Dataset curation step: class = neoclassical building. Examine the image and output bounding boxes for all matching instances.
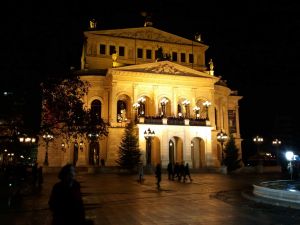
[37,25,243,170]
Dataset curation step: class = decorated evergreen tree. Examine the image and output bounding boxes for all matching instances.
[116,121,141,170]
[223,134,242,172]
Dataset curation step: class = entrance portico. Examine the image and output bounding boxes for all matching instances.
[138,124,213,168]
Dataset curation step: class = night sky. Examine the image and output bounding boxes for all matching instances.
[1,1,300,154]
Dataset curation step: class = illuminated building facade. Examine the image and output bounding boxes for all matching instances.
[37,25,243,169]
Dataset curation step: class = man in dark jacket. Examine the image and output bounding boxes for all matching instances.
[48,164,85,225]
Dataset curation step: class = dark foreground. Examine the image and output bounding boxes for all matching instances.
[1,170,299,225]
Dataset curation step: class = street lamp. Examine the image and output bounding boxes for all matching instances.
[133,102,140,123]
[19,136,36,143]
[202,100,211,120]
[182,99,190,118]
[217,130,228,165]
[61,142,66,152]
[138,97,146,116]
[272,138,282,164]
[79,141,84,151]
[42,133,54,166]
[253,135,263,155]
[285,151,294,180]
[144,128,155,166]
[160,97,169,117]
[193,106,200,119]
[19,134,37,164]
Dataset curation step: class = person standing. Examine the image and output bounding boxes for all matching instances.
[155,163,162,189]
[48,164,86,225]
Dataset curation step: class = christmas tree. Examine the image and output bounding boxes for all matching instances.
[223,134,242,172]
[116,121,141,170]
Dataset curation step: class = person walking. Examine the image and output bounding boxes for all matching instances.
[184,163,193,182]
[174,162,180,181]
[155,163,162,190]
[48,164,86,225]
[137,162,144,183]
[167,162,174,180]
[179,161,185,182]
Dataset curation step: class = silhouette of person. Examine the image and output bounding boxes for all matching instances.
[167,162,174,180]
[48,164,85,225]
[183,163,193,182]
[179,162,185,182]
[100,158,105,167]
[137,162,144,183]
[174,162,180,181]
[155,163,162,189]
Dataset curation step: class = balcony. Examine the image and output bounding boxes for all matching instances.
[139,116,208,126]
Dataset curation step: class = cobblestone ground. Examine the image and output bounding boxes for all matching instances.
[1,171,300,225]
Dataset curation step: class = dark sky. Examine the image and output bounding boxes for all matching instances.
[1,1,300,151]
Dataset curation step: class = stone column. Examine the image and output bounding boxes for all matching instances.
[110,81,117,124]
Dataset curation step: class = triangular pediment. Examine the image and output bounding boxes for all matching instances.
[113,61,217,79]
[86,27,207,47]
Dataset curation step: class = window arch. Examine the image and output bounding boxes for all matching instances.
[117,100,127,122]
[91,100,102,119]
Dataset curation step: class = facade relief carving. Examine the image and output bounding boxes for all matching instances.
[106,30,192,45]
[145,63,182,75]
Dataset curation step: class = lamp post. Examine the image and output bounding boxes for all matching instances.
[217,130,228,165]
[202,101,211,120]
[137,97,146,116]
[253,135,263,167]
[19,136,36,144]
[285,151,294,180]
[61,142,66,152]
[133,102,140,123]
[79,141,84,151]
[253,135,263,155]
[272,138,282,164]
[144,128,155,166]
[182,99,190,118]
[160,97,168,117]
[87,132,100,165]
[19,135,37,164]
[193,106,200,119]
[42,133,54,166]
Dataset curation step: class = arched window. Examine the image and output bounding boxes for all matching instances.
[91,100,102,119]
[117,100,127,122]
[177,104,182,117]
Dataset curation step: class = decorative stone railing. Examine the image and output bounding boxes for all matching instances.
[138,116,208,126]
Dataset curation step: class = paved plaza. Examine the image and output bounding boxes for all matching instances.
[1,170,300,225]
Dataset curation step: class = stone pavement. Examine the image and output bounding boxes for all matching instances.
[1,170,300,225]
